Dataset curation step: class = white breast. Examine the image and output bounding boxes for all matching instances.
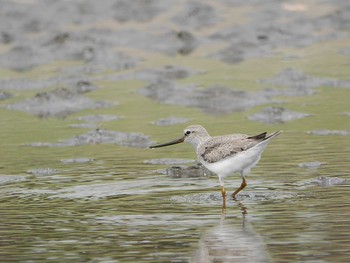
[199,142,268,177]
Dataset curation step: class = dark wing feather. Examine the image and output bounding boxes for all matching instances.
[247,132,267,140]
[199,134,266,163]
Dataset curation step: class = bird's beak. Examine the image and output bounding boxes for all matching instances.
[149,136,184,149]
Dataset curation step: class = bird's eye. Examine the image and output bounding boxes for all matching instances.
[185,130,191,135]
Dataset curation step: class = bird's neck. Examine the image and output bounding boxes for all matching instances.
[191,136,210,152]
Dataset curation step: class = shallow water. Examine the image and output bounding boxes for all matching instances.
[0,131,349,262]
[1,0,350,262]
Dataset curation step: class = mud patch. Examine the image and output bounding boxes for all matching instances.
[0,76,99,91]
[172,1,219,30]
[339,47,350,56]
[139,80,273,114]
[0,92,12,100]
[108,65,201,83]
[48,178,209,199]
[113,0,174,22]
[27,168,58,176]
[248,106,312,124]
[61,158,95,164]
[29,128,152,148]
[97,213,218,227]
[298,162,325,169]
[295,176,348,189]
[0,175,27,185]
[261,69,350,95]
[144,158,194,165]
[211,4,347,63]
[96,29,198,55]
[307,129,350,136]
[136,65,201,81]
[166,164,215,179]
[0,45,53,72]
[74,114,121,123]
[71,114,120,129]
[170,191,299,205]
[151,117,189,126]
[6,87,113,118]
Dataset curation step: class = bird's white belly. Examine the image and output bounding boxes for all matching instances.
[201,144,265,177]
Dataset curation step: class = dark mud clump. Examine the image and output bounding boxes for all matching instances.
[172,1,219,30]
[0,92,12,100]
[6,87,113,118]
[166,164,215,179]
[139,80,273,114]
[30,128,153,148]
[135,65,201,81]
[248,106,312,124]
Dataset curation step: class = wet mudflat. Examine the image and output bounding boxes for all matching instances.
[1,0,350,262]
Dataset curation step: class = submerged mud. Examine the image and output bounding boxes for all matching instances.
[27,168,58,176]
[151,117,190,126]
[0,175,27,185]
[166,164,215,179]
[248,106,312,124]
[261,69,350,95]
[29,128,152,148]
[0,91,12,100]
[307,129,350,136]
[6,86,113,118]
[139,80,274,114]
[295,176,348,189]
[210,2,349,63]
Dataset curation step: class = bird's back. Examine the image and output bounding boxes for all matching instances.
[198,131,281,163]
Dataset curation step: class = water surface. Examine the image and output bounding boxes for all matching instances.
[1,0,350,262]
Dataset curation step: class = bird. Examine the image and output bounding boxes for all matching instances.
[150,125,281,207]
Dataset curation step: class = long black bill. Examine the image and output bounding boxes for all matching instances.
[149,137,184,149]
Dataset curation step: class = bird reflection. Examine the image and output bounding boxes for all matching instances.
[222,199,248,215]
[190,201,269,263]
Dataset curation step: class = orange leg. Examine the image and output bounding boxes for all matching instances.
[221,185,227,208]
[231,176,247,199]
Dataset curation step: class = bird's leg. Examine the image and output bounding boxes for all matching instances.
[219,177,226,208]
[221,185,226,208]
[231,176,247,199]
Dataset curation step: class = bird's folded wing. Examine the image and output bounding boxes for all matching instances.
[199,135,260,163]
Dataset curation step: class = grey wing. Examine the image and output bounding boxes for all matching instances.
[199,135,256,163]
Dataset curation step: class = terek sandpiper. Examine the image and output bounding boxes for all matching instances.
[150,125,281,207]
